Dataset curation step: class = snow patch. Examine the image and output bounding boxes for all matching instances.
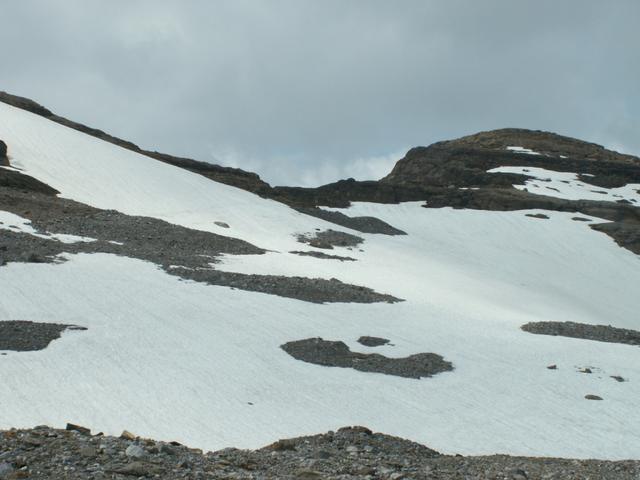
[488,166,640,204]
[506,146,543,156]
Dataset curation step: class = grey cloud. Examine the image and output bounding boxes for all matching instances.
[1,0,638,186]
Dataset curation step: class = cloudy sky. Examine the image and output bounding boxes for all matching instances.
[1,1,638,186]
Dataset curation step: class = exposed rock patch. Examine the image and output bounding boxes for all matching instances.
[1,425,639,479]
[296,207,406,235]
[297,229,364,250]
[357,336,390,347]
[585,394,603,401]
[589,221,640,255]
[0,321,86,352]
[521,321,640,347]
[281,338,452,379]
[0,188,398,304]
[525,213,549,219]
[289,251,357,261]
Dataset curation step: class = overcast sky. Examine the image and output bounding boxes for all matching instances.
[1,1,638,186]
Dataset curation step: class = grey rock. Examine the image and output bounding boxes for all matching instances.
[125,444,147,459]
[0,463,14,479]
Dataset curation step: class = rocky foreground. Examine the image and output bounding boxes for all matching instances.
[0,426,638,479]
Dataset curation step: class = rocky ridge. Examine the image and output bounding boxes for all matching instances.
[2,425,639,480]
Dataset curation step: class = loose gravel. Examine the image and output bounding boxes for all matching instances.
[1,425,639,479]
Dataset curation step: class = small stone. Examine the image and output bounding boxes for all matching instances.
[66,423,91,435]
[610,375,625,382]
[214,221,230,228]
[357,336,390,347]
[158,443,176,455]
[80,446,97,458]
[585,394,603,401]
[511,468,529,479]
[580,368,592,374]
[547,364,557,370]
[125,444,147,459]
[120,430,136,440]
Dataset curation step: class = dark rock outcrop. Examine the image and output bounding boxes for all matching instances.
[281,337,452,379]
[0,321,86,352]
[0,139,7,165]
[296,207,406,235]
[357,336,390,347]
[0,168,60,195]
[521,321,640,347]
[297,229,364,250]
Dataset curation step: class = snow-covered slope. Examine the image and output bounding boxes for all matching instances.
[489,165,640,204]
[1,102,640,459]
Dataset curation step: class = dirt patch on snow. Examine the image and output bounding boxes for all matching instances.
[289,250,357,261]
[357,336,390,347]
[297,229,364,250]
[521,321,640,347]
[296,207,406,235]
[281,337,452,379]
[0,321,86,352]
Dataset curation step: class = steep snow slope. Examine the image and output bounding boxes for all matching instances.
[1,103,640,459]
[0,102,332,252]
